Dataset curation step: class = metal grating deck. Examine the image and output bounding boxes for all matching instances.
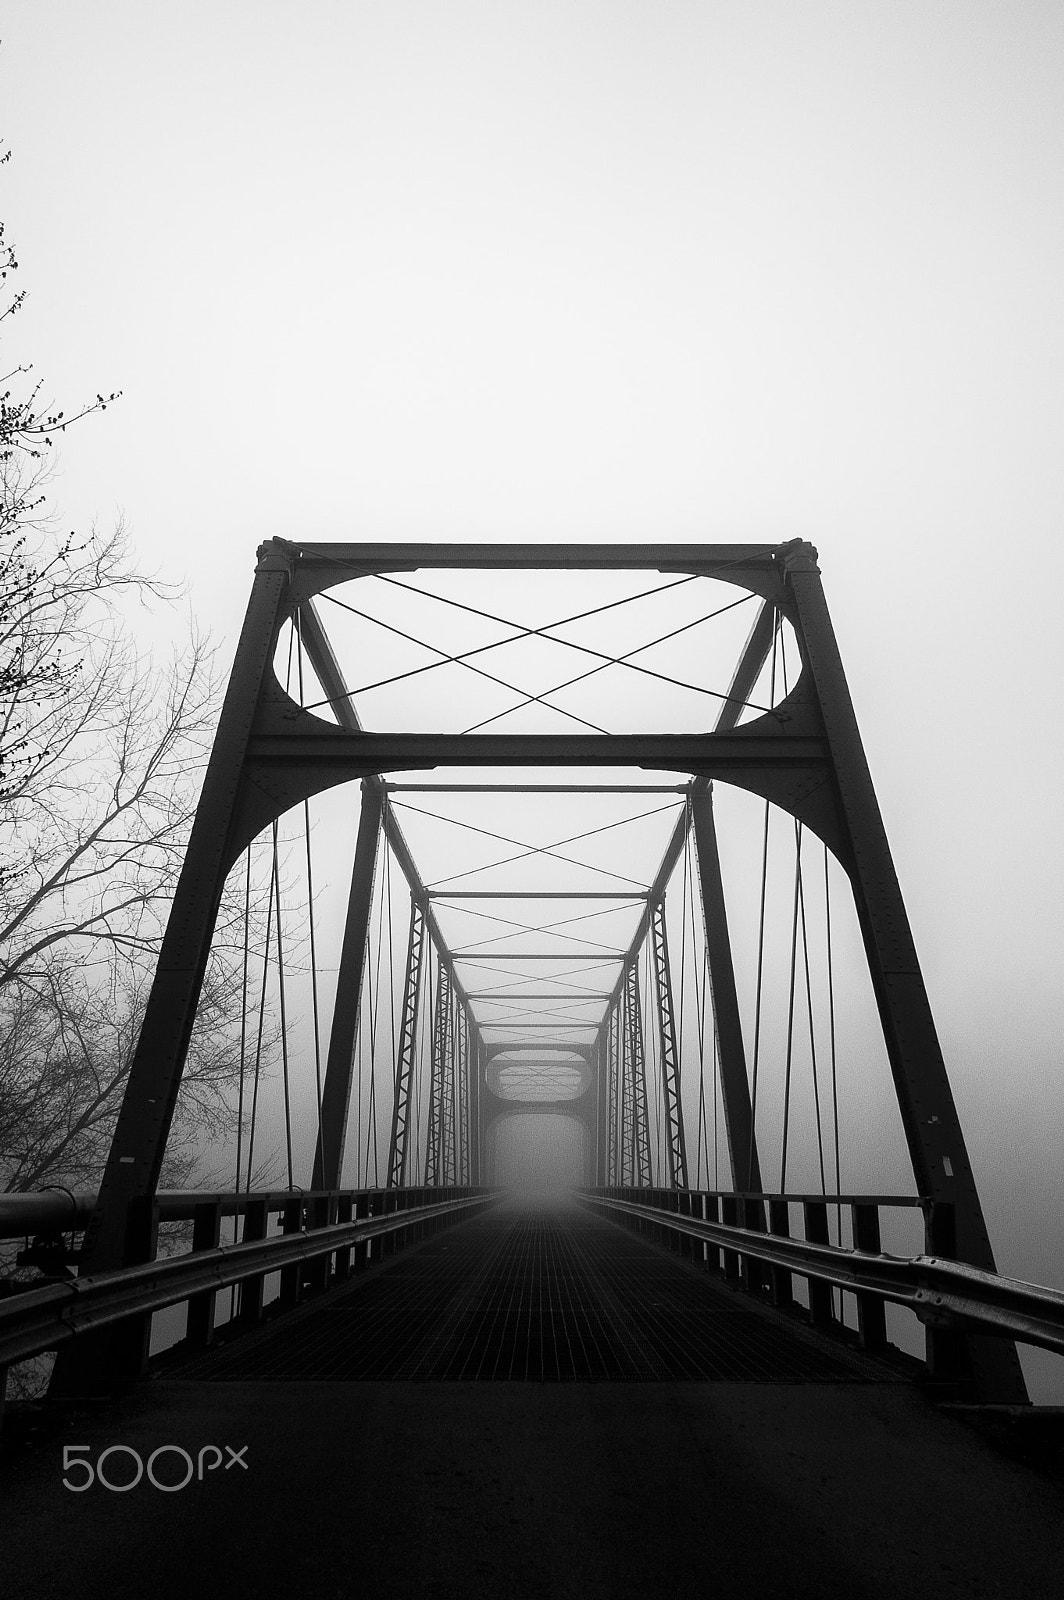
[169,1199,904,1383]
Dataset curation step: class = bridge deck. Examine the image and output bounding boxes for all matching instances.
[168,1196,897,1384]
[4,1200,1064,1599]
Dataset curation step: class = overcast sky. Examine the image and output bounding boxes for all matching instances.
[3,3,1063,1392]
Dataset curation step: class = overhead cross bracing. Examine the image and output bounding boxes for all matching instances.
[52,541,1032,1407]
[255,551,800,1200]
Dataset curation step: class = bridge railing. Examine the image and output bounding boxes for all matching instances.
[581,1187,1064,1371]
[0,1186,496,1389]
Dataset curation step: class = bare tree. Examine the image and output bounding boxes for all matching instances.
[0,621,251,1195]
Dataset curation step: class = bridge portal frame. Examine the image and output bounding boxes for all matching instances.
[64,539,1026,1403]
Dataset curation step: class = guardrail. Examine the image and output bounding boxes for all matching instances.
[0,1184,474,1238]
[0,1187,495,1385]
[580,1188,1064,1360]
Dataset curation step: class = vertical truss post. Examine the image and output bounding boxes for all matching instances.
[443,971,457,1185]
[426,954,452,1185]
[456,1013,464,1186]
[469,1028,483,1185]
[781,540,1028,1402]
[650,904,689,1189]
[625,964,653,1187]
[605,1003,620,1185]
[594,1028,608,1185]
[457,1004,470,1184]
[451,992,464,1184]
[690,789,763,1192]
[312,782,384,1189]
[620,985,634,1186]
[386,898,426,1188]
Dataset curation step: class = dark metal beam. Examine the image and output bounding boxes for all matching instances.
[623,965,652,1187]
[456,1012,471,1184]
[387,784,687,794]
[312,783,384,1188]
[386,900,426,1188]
[425,956,451,1185]
[606,1004,621,1185]
[429,892,648,900]
[691,790,763,1192]
[282,540,790,610]
[289,540,779,567]
[451,952,625,961]
[469,1031,483,1184]
[649,904,688,1188]
[245,728,826,775]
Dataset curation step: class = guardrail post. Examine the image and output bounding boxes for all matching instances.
[924,1200,970,1383]
[678,1192,697,1261]
[381,1190,399,1257]
[667,1190,682,1254]
[334,1194,353,1280]
[102,1195,160,1378]
[689,1193,707,1267]
[186,1201,223,1347]
[366,1191,384,1262]
[305,1195,335,1292]
[852,1203,887,1349]
[740,1196,767,1294]
[238,1199,269,1322]
[703,1194,722,1274]
[720,1196,741,1283]
[803,1201,834,1327]
[768,1199,793,1309]
[354,1192,370,1272]
[279,1196,305,1307]
[659,1189,672,1251]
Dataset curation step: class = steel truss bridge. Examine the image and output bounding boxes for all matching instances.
[3,541,1064,1597]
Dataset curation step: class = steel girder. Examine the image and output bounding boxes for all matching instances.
[425,956,453,1185]
[690,790,763,1193]
[312,782,383,1190]
[456,1010,470,1185]
[386,901,426,1188]
[623,965,653,1187]
[649,905,688,1190]
[606,1004,621,1186]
